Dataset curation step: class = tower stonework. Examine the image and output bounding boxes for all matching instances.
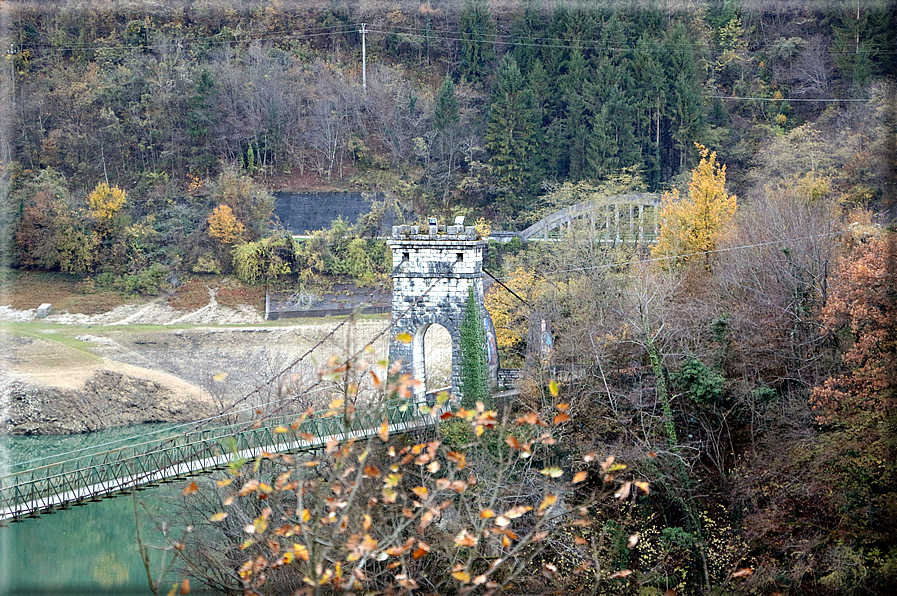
[388,222,494,400]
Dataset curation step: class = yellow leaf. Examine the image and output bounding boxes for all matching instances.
[212,372,228,382]
[548,380,559,397]
[452,570,471,583]
[274,426,289,433]
[292,543,310,561]
[412,486,429,499]
[479,509,495,519]
[209,512,228,522]
[634,481,650,494]
[540,467,563,478]
[395,332,413,344]
[216,478,232,487]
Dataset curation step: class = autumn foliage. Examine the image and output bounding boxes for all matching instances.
[652,144,737,267]
[86,182,127,220]
[207,204,246,246]
[811,232,896,418]
[171,357,648,595]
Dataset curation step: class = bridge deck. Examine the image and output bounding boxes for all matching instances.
[1,398,441,523]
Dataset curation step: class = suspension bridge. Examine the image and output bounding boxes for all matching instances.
[0,397,443,523]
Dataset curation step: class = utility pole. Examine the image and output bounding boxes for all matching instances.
[359,23,367,91]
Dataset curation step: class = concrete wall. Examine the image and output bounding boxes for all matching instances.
[273,191,391,234]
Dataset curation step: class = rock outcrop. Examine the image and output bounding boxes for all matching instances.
[2,371,215,435]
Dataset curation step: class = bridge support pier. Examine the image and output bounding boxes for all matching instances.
[388,222,497,401]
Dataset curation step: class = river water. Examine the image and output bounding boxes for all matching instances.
[1,424,196,595]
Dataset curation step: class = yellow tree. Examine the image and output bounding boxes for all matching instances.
[652,144,737,268]
[484,267,541,365]
[86,182,127,221]
[207,204,246,246]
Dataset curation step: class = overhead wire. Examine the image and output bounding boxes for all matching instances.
[8,248,463,471]
[491,230,843,282]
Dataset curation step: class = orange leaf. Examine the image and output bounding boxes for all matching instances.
[608,569,633,579]
[182,481,199,496]
[572,471,588,484]
[538,493,558,512]
[732,568,753,578]
[553,413,571,424]
[379,419,389,442]
[364,466,381,478]
[615,482,632,500]
[179,578,190,594]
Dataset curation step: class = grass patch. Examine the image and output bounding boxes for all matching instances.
[0,269,131,314]
[167,276,265,310]
[1,322,103,357]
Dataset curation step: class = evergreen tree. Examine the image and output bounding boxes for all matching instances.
[433,76,459,132]
[509,0,546,76]
[560,48,590,179]
[485,54,541,216]
[459,285,490,409]
[663,22,706,176]
[631,33,667,189]
[458,0,495,87]
[429,76,463,208]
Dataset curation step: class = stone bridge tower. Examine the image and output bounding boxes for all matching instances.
[388,219,496,400]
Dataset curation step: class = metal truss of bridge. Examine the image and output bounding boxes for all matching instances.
[489,193,662,244]
[0,398,442,523]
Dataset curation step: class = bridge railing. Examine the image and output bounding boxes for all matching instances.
[0,398,440,521]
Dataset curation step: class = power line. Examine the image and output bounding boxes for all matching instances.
[492,230,844,282]
[9,254,458,470]
[706,95,870,102]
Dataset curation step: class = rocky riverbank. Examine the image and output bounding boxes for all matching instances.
[2,370,214,435]
[0,301,398,435]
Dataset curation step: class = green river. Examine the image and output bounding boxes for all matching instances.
[1,425,200,595]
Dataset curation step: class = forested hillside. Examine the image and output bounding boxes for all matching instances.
[2,0,894,284]
[1,2,896,594]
